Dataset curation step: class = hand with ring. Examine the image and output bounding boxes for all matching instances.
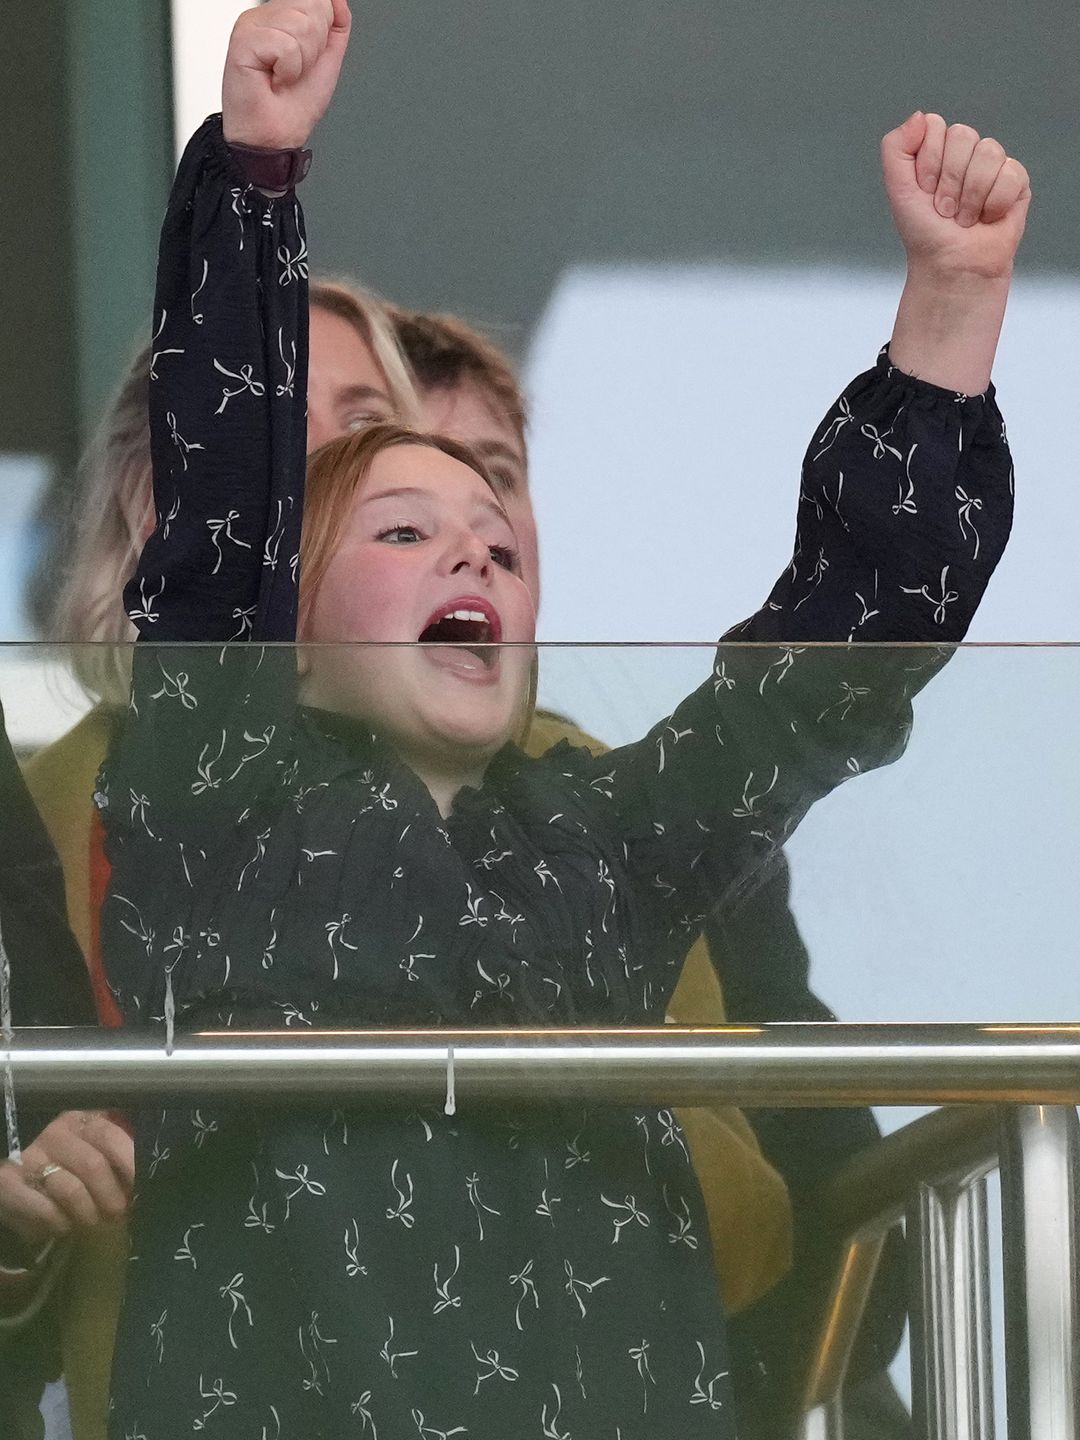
[0,1110,135,1251]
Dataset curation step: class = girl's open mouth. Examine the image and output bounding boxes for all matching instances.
[417,601,504,679]
[418,601,502,671]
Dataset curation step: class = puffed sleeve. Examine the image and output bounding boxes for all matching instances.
[99,116,309,846]
[583,350,1013,955]
[734,347,1013,643]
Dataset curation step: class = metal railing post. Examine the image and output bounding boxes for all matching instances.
[907,1174,995,1440]
[956,1179,995,1440]
[909,1183,952,1440]
[800,1228,888,1440]
[999,1105,1080,1440]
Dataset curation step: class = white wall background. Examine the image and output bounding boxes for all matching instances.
[526,265,1080,645]
[171,0,257,158]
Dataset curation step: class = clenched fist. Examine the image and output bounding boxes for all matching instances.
[882,112,1031,282]
[223,0,352,151]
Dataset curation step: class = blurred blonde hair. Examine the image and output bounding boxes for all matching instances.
[49,281,420,704]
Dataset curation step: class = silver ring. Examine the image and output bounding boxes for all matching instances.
[26,1163,64,1192]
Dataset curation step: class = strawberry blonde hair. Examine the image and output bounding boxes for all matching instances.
[300,422,503,620]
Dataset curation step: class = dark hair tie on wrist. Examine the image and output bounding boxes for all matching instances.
[227,142,313,192]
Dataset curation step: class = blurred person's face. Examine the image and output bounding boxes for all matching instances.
[302,443,537,781]
[307,306,395,452]
[419,381,540,604]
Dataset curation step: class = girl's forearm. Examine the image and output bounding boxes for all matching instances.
[888,265,1012,396]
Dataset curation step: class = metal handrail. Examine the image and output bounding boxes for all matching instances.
[814,1104,1001,1235]
[5,1021,1080,1107]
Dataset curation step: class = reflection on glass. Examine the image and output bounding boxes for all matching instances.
[3,640,1080,1440]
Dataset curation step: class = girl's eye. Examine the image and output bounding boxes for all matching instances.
[376,524,423,545]
[489,544,518,572]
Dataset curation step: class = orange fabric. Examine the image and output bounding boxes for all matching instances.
[22,710,112,961]
[87,812,121,1028]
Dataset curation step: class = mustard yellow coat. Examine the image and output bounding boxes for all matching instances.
[20,707,792,1440]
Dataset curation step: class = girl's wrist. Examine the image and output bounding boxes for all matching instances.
[903,259,1013,298]
[889,265,1011,395]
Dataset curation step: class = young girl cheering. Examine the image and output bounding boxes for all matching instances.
[100,3,1026,1435]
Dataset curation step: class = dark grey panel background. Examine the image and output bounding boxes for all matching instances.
[1,2,172,475]
[1,5,79,467]
[308,0,1079,358]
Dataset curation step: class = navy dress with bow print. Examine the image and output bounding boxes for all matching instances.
[100,118,1013,1439]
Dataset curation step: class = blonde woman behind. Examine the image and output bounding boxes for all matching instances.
[50,281,420,709]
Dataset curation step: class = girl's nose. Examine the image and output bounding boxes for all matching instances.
[443,529,492,579]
